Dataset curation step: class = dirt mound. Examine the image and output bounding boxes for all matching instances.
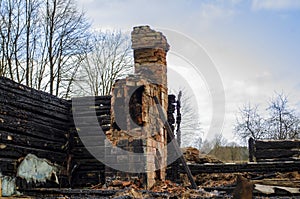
[181,147,223,164]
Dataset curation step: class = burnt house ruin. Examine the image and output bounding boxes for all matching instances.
[0,25,180,195]
[0,25,300,198]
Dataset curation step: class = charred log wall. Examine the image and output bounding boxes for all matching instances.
[69,96,111,188]
[0,76,180,189]
[0,76,70,187]
[249,138,300,162]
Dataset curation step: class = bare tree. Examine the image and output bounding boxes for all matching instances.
[234,103,267,141]
[0,0,90,98]
[0,0,25,82]
[267,93,300,139]
[75,30,133,96]
[235,92,300,141]
[42,0,90,97]
[25,0,40,87]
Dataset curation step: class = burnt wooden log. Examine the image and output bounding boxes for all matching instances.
[73,162,105,172]
[256,157,300,162]
[72,136,106,148]
[71,96,111,106]
[71,146,105,158]
[71,126,110,136]
[0,104,69,132]
[71,108,111,116]
[0,77,69,109]
[0,158,17,175]
[0,114,68,142]
[255,140,300,150]
[69,97,110,188]
[248,137,255,162]
[0,143,67,164]
[70,109,111,117]
[0,130,67,152]
[19,188,117,197]
[71,116,111,127]
[0,88,69,116]
[250,139,300,162]
[255,149,300,159]
[184,161,300,174]
[0,77,71,188]
[0,97,69,122]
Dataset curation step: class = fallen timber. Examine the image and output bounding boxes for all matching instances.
[154,96,197,189]
[181,161,300,174]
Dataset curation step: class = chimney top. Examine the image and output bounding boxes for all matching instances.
[131,25,169,52]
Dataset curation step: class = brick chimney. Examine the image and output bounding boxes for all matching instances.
[131,25,169,87]
[106,25,170,188]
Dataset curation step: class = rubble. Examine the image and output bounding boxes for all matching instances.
[90,180,227,198]
[195,173,239,187]
[181,147,223,164]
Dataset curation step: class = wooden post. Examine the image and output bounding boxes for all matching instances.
[154,96,197,189]
[176,91,182,147]
[248,137,255,162]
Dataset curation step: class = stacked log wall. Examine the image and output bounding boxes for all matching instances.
[0,76,180,188]
[69,96,111,187]
[0,77,70,187]
[249,138,300,162]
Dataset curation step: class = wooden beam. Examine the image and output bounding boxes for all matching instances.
[153,96,197,189]
[0,114,67,141]
[0,130,67,152]
[255,149,300,159]
[255,140,300,150]
[0,77,69,109]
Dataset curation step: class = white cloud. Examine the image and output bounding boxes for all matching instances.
[200,3,236,20]
[252,0,300,10]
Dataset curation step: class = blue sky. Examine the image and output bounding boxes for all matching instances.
[77,0,300,143]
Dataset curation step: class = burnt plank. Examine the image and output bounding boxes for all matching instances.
[0,104,69,131]
[71,98,111,106]
[71,170,104,187]
[74,163,105,171]
[0,158,17,175]
[71,148,94,158]
[70,125,110,133]
[72,95,111,101]
[0,92,69,122]
[0,77,69,109]
[71,105,111,113]
[255,140,300,150]
[73,170,103,180]
[0,143,67,164]
[72,135,106,147]
[0,114,67,142]
[19,188,117,197]
[256,157,300,162]
[255,149,300,159]
[69,109,111,117]
[72,157,103,164]
[71,116,111,127]
[183,162,300,174]
[72,126,110,135]
[0,130,67,152]
[71,145,105,158]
